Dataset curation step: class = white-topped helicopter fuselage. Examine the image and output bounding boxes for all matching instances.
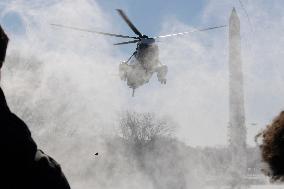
[51,9,226,96]
[119,38,167,96]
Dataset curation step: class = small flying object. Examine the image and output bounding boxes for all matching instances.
[52,9,226,97]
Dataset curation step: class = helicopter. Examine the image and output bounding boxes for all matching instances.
[52,9,226,97]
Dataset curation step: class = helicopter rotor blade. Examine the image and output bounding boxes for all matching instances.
[154,25,227,39]
[51,24,138,39]
[113,40,140,45]
[116,9,143,37]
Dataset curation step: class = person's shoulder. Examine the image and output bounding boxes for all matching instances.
[10,112,32,132]
[0,88,10,112]
[0,110,32,138]
[0,88,32,136]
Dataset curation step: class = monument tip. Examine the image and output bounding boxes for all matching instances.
[230,7,240,23]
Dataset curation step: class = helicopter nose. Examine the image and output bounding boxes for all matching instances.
[141,38,155,45]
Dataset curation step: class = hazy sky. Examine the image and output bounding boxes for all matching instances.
[1,0,207,36]
[0,0,284,147]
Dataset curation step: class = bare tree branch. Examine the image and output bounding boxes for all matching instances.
[119,111,175,144]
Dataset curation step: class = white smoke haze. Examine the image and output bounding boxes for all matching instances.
[1,0,284,188]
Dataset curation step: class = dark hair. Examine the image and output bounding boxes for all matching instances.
[257,111,284,182]
[0,25,9,69]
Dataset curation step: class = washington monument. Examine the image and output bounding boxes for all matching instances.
[228,8,247,177]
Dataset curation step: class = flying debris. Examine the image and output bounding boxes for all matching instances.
[51,9,226,96]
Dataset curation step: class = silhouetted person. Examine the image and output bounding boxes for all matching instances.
[256,111,284,182]
[0,25,71,188]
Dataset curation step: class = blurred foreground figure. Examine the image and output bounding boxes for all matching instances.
[257,111,284,182]
[0,25,71,189]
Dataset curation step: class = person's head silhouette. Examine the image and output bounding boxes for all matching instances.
[0,25,8,69]
[257,111,284,182]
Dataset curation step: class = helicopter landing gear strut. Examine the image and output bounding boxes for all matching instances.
[156,64,168,84]
[124,51,137,64]
[119,63,130,81]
